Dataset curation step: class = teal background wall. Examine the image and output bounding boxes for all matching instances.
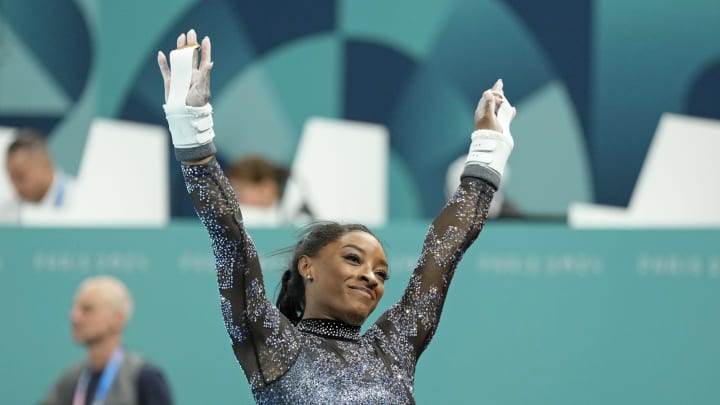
[2,223,719,404]
[2,2,720,403]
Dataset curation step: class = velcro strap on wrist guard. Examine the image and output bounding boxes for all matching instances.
[163,103,215,148]
[465,129,514,179]
[163,45,215,149]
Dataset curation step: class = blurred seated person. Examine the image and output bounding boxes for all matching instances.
[225,155,311,227]
[1,128,76,224]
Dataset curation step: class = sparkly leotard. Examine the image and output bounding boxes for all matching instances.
[182,158,494,404]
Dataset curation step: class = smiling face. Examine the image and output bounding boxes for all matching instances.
[300,230,389,326]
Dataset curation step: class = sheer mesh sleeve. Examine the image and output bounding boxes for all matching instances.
[181,158,298,388]
[374,176,495,359]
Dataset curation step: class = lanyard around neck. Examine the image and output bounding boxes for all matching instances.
[72,347,124,405]
[53,173,67,207]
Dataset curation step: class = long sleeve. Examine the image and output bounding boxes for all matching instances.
[373,176,495,359]
[181,158,299,388]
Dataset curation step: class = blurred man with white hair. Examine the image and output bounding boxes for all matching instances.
[42,276,173,405]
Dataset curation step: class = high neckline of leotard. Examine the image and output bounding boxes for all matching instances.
[297,318,361,342]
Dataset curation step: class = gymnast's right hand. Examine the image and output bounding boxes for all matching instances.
[158,29,217,162]
[157,29,213,107]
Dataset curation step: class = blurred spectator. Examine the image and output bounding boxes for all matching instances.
[1,128,76,224]
[41,275,173,405]
[227,155,288,208]
[225,155,311,226]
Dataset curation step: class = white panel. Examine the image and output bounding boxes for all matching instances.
[21,118,169,227]
[287,117,388,226]
[567,203,635,229]
[569,113,720,228]
[629,113,720,223]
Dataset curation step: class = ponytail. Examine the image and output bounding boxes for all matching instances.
[276,258,305,324]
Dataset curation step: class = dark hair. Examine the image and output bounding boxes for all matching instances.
[7,128,48,157]
[226,155,289,186]
[276,222,377,324]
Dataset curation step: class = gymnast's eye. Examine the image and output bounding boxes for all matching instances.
[344,254,360,264]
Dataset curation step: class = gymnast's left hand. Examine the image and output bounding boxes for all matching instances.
[474,79,516,133]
